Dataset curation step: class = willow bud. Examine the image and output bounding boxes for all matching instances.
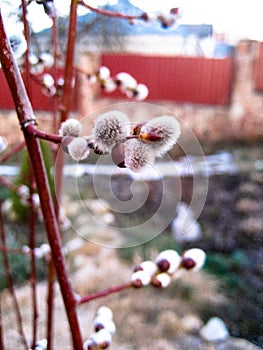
[115,72,137,92]
[90,329,112,348]
[151,272,171,288]
[155,249,181,274]
[134,260,158,277]
[67,137,90,161]
[131,270,151,288]
[139,116,181,157]
[59,119,83,137]
[124,139,155,172]
[181,248,206,271]
[93,111,130,153]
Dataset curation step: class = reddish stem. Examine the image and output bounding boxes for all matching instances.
[78,0,146,21]
[78,282,132,305]
[60,0,78,122]
[46,262,56,350]
[28,178,39,349]
[21,0,31,97]
[0,141,25,163]
[47,11,60,350]
[26,123,62,143]
[0,294,5,350]
[0,175,17,193]
[0,201,28,349]
[0,246,29,255]
[51,13,60,135]
[0,12,83,350]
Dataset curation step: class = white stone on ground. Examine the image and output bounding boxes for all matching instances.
[199,317,230,342]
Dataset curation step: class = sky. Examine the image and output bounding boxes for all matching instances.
[3,0,263,42]
[130,0,263,43]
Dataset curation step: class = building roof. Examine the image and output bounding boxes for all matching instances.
[77,0,212,38]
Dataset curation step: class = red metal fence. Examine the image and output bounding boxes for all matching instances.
[102,53,234,105]
[0,68,78,111]
[0,54,233,111]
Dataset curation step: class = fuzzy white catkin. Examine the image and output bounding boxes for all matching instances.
[96,306,114,320]
[39,52,54,68]
[102,78,117,93]
[93,110,130,153]
[131,270,151,286]
[42,74,54,88]
[140,116,181,157]
[134,83,149,101]
[154,272,171,288]
[115,72,137,92]
[59,119,83,137]
[155,249,181,274]
[67,137,90,161]
[94,316,116,335]
[182,248,206,271]
[139,260,158,277]
[90,328,112,345]
[98,66,111,80]
[83,339,95,350]
[124,139,155,172]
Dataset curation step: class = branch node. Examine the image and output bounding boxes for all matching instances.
[20,118,37,130]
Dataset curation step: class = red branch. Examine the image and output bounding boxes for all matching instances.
[0,246,29,255]
[0,141,25,163]
[28,178,39,349]
[0,201,28,349]
[0,294,4,350]
[0,175,17,193]
[60,0,78,122]
[78,0,146,21]
[0,11,83,349]
[26,123,62,144]
[78,282,132,305]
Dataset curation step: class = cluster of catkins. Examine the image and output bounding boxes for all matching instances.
[142,7,183,28]
[31,308,115,350]
[87,66,149,101]
[83,306,116,350]
[38,65,149,100]
[60,111,181,172]
[131,248,206,289]
[22,243,51,260]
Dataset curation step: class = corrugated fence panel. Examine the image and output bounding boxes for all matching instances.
[0,68,78,111]
[0,54,233,110]
[254,42,263,91]
[101,53,233,105]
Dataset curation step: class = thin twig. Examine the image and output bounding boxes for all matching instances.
[21,0,31,97]
[0,141,25,164]
[78,282,132,305]
[0,246,29,255]
[28,174,38,349]
[0,294,5,350]
[25,124,62,144]
[51,13,60,135]
[0,175,17,193]
[60,0,78,123]
[0,201,28,349]
[46,9,60,350]
[46,263,56,350]
[78,0,146,21]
